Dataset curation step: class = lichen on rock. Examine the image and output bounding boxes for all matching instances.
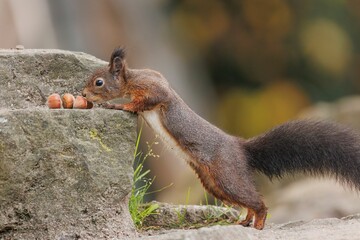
[0,49,138,239]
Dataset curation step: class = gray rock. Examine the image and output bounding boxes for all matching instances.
[0,49,107,110]
[140,202,240,229]
[140,216,360,240]
[300,95,360,130]
[0,108,137,239]
[267,179,360,224]
[0,49,138,239]
[137,202,360,240]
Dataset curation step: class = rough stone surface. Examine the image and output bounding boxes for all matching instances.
[0,49,138,239]
[0,109,137,239]
[301,95,360,130]
[267,178,360,224]
[140,202,240,229]
[140,214,360,240]
[0,48,107,110]
[138,203,360,240]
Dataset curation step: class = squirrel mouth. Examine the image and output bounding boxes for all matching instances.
[83,95,103,103]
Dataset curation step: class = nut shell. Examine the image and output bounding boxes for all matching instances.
[86,101,93,109]
[62,93,75,109]
[47,93,62,109]
[73,96,88,109]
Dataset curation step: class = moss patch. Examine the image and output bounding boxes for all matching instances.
[138,202,241,231]
[89,128,112,152]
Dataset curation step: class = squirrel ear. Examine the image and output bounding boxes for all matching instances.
[109,47,126,77]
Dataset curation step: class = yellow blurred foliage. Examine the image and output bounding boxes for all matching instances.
[170,0,230,50]
[230,0,294,84]
[241,0,293,41]
[218,82,310,138]
[300,18,353,76]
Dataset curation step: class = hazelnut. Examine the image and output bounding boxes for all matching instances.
[73,96,88,109]
[86,101,93,109]
[62,93,75,109]
[47,93,62,109]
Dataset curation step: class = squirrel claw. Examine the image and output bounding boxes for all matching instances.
[101,103,124,110]
[237,219,252,227]
[102,103,115,109]
[237,209,254,227]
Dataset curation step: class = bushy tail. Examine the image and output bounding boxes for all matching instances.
[244,120,360,190]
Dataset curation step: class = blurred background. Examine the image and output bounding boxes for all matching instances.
[2,0,360,223]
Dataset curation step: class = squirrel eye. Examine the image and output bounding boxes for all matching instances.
[95,78,104,87]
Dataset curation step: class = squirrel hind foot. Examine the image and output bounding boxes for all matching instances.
[237,209,254,227]
[237,207,267,230]
[253,208,267,230]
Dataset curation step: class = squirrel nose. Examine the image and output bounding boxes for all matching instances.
[82,90,87,98]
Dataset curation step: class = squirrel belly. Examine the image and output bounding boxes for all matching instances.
[139,100,269,229]
[139,106,235,199]
[140,110,219,195]
[140,109,194,166]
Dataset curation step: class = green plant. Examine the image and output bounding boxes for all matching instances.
[129,124,241,230]
[129,123,159,228]
[174,187,192,226]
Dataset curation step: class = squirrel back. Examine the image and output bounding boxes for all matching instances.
[82,47,360,230]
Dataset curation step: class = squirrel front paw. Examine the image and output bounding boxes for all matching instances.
[101,103,124,110]
[102,103,115,109]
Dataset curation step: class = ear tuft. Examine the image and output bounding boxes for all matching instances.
[109,47,126,66]
[109,47,126,76]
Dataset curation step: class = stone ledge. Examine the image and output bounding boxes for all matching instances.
[140,213,360,240]
[0,48,107,110]
[0,108,137,239]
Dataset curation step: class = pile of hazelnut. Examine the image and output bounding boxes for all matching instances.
[47,93,93,109]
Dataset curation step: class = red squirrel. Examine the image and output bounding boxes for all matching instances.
[82,48,360,230]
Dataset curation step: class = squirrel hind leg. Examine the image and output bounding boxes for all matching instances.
[237,209,254,227]
[237,205,267,230]
[253,206,267,230]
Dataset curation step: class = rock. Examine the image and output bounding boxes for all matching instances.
[140,215,360,240]
[137,202,360,240]
[136,202,360,240]
[267,179,360,224]
[0,49,107,110]
[0,108,137,239]
[300,95,360,130]
[0,49,138,239]
[140,202,240,229]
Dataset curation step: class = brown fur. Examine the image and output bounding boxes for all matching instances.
[81,48,269,229]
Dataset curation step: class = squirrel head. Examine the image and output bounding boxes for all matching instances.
[82,47,127,103]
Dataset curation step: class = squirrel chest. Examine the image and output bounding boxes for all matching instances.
[140,109,229,201]
[140,109,194,165]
